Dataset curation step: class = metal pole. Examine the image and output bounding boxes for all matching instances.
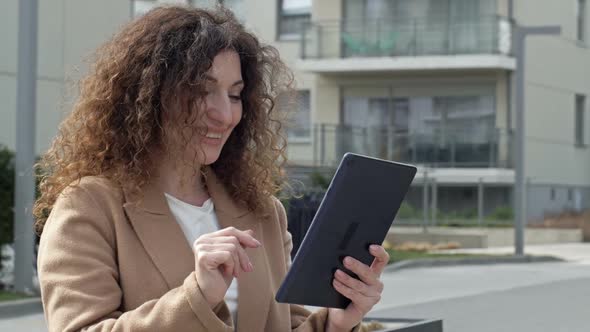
[300,21,306,59]
[422,170,429,233]
[320,123,325,166]
[431,178,438,227]
[14,0,39,294]
[513,25,561,256]
[478,178,484,226]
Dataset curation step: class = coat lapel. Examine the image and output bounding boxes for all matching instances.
[205,168,272,332]
[122,181,195,290]
[122,169,272,331]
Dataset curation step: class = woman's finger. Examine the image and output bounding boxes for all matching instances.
[208,243,247,277]
[343,256,378,286]
[194,243,240,276]
[332,279,378,312]
[369,245,390,275]
[214,227,261,248]
[205,236,253,273]
[332,278,363,303]
[334,270,379,297]
[197,250,234,276]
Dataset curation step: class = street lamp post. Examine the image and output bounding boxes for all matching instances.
[513,25,561,256]
[13,0,39,294]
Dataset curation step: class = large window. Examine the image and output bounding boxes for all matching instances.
[342,93,497,166]
[344,0,496,20]
[278,0,311,39]
[342,0,498,55]
[343,95,494,139]
[579,0,587,43]
[286,91,311,140]
[575,94,586,147]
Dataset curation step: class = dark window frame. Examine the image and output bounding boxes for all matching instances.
[276,0,311,41]
[575,94,586,148]
[578,0,587,43]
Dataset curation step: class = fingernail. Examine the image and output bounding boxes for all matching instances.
[248,262,254,271]
[344,257,353,266]
[370,245,379,251]
[254,239,262,247]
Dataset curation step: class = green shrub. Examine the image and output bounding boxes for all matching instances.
[397,202,419,219]
[308,170,332,189]
[488,206,514,221]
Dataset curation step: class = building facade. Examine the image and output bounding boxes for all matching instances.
[1,0,589,223]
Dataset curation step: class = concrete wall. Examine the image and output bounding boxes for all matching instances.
[514,0,590,187]
[528,184,590,220]
[0,0,131,154]
[387,226,583,248]
[496,0,511,17]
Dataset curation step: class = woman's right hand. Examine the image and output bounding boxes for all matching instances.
[193,227,261,308]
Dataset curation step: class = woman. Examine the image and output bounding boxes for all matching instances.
[34,5,389,332]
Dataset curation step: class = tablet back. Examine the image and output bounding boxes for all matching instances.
[276,153,417,308]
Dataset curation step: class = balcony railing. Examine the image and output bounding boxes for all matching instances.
[290,124,513,168]
[300,15,513,59]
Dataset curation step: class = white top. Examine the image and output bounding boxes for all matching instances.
[164,193,239,325]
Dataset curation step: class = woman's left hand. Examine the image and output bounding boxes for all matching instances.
[326,244,390,332]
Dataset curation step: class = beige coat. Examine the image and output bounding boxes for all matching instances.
[38,170,365,332]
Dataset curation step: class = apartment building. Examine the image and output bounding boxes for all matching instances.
[1,0,588,222]
[274,0,590,223]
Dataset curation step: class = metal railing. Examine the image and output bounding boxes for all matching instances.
[290,124,513,169]
[300,15,513,59]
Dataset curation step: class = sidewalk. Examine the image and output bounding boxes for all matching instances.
[434,242,590,264]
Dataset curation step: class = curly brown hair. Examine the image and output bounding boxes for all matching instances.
[33,5,293,235]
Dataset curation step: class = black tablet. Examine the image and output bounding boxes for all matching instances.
[275,153,417,309]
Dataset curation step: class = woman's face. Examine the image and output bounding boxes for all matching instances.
[167,50,244,167]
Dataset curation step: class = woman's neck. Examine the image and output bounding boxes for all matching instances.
[157,160,210,207]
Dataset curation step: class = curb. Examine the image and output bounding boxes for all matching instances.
[0,297,43,318]
[385,255,563,272]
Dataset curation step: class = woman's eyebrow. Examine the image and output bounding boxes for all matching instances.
[205,75,244,87]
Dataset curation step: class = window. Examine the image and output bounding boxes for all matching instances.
[575,94,586,147]
[342,91,496,165]
[284,91,311,140]
[278,0,311,39]
[579,0,587,43]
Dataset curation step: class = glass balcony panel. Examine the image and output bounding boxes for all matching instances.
[301,15,511,59]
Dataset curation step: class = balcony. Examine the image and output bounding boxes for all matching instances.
[289,124,513,169]
[297,16,515,73]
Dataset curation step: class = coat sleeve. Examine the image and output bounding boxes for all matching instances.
[273,199,366,332]
[38,183,233,332]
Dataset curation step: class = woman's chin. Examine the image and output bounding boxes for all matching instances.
[201,152,222,166]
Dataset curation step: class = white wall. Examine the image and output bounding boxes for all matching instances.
[516,0,590,186]
[0,0,132,155]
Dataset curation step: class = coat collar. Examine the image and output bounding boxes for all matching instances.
[122,167,271,331]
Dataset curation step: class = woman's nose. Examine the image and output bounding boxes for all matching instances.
[206,92,233,126]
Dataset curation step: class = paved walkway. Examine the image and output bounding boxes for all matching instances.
[434,242,590,264]
[2,243,588,331]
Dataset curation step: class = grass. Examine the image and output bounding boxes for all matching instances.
[386,249,496,264]
[0,290,32,302]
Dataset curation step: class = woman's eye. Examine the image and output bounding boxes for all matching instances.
[229,95,242,102]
